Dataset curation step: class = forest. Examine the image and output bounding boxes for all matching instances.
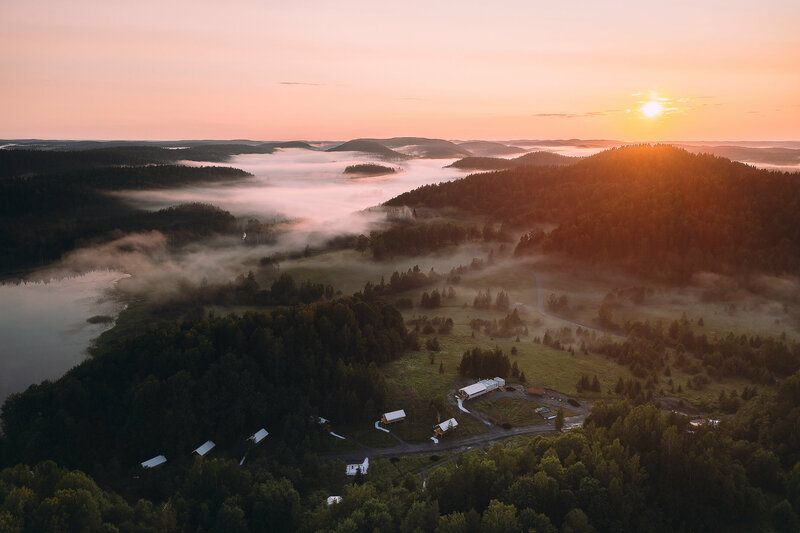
[0,160,251,272]
[0,294,408,486]
[0,141,313,177]
[3,371,799,532]
[387,145,800,282]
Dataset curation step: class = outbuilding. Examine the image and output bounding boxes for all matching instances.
[381,409,406,425]
[434,418,458,436]
[141,455,167,468]
[193,441,216,456]
[458,382,487,400]
[249,429,269,444]
[458,377,506,400]
[346,457,369,476]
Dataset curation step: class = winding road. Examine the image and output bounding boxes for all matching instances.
[323,388,590,463]
[322,264,613,464]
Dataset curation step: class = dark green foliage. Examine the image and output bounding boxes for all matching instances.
[343,163,395,175]
[387,145,800,281]
[0,297,406,484]
[420,290,442,309]
[369,222,481,259]
[0,163,249,271]
[458,348,511,379]
[0,460,175,532]
[361,265,440,298]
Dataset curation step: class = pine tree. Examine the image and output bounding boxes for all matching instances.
[555,407,565,432]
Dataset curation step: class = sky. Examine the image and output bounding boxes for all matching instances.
[1,0,798,141]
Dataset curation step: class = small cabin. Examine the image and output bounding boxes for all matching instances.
[193,441,216,456]
[345,457,370,476]
[380,409,406,425]
[140,455,167,468]
[434,418,458,436]
[249,428,269,444]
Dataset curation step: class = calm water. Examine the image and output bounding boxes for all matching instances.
[0,270,128,403]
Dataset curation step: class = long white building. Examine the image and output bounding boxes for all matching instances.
[457,377,506,400]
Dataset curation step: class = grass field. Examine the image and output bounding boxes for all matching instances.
[471,397,547,427]
[281,245,791,416]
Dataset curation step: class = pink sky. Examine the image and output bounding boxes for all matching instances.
[1,0,798,141]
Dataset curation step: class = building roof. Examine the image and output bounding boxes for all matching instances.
[383,409,406,422]
[345,457,370,476]
[249,428,269,444]
[194,441,216,456]
[437,418,458,432]
[459,383,486,396]
[327,496,342,505]
[141,455,167,468]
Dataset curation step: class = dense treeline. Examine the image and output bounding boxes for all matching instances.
[445,151,581,171]
[619,317,800,381]
[343,163,396,175]
[6,376,800,531]
[369,222,481,259]
[180,272,336,309]
[0,164,249,271]
[0,142,312,177]
[387,145,800,281]
[0,297,407,485]
[458,347,511,379]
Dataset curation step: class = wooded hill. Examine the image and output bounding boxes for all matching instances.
[446,151,581,171]
[0,164,250,272]
[388,145,800,282]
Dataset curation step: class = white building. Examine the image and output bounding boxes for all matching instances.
[345,457,370,476]
[434,418,458,436]
[327,496,342,505]
[458,377,506,400]
[141,455,167,468]
[249,429,269,444]
[381,409,406,425]
[193,441,216,456]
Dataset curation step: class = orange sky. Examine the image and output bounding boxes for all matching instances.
[1,0,798,141]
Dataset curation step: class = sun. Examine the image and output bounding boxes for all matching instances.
[640,100,664,118]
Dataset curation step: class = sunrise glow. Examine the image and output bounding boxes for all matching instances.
[640,101,664,119]
[0,1,798,140]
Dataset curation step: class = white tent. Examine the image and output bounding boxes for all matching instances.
[193,441,216,456]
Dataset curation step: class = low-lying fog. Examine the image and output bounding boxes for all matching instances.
[0,149,470,403]
[123,149,468,238]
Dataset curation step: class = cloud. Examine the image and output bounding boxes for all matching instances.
[279,81,324,86]
[532,110,619,119]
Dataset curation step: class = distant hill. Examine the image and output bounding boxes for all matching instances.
[507,139,624,148]
[343,163,396,176]
[327,139,410,160]
[0,142,316,176]
[676,144,800,167]
[360,137,472,159]
[457,141,526,156]
[446,151,581,171]
[388,144,800,281]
